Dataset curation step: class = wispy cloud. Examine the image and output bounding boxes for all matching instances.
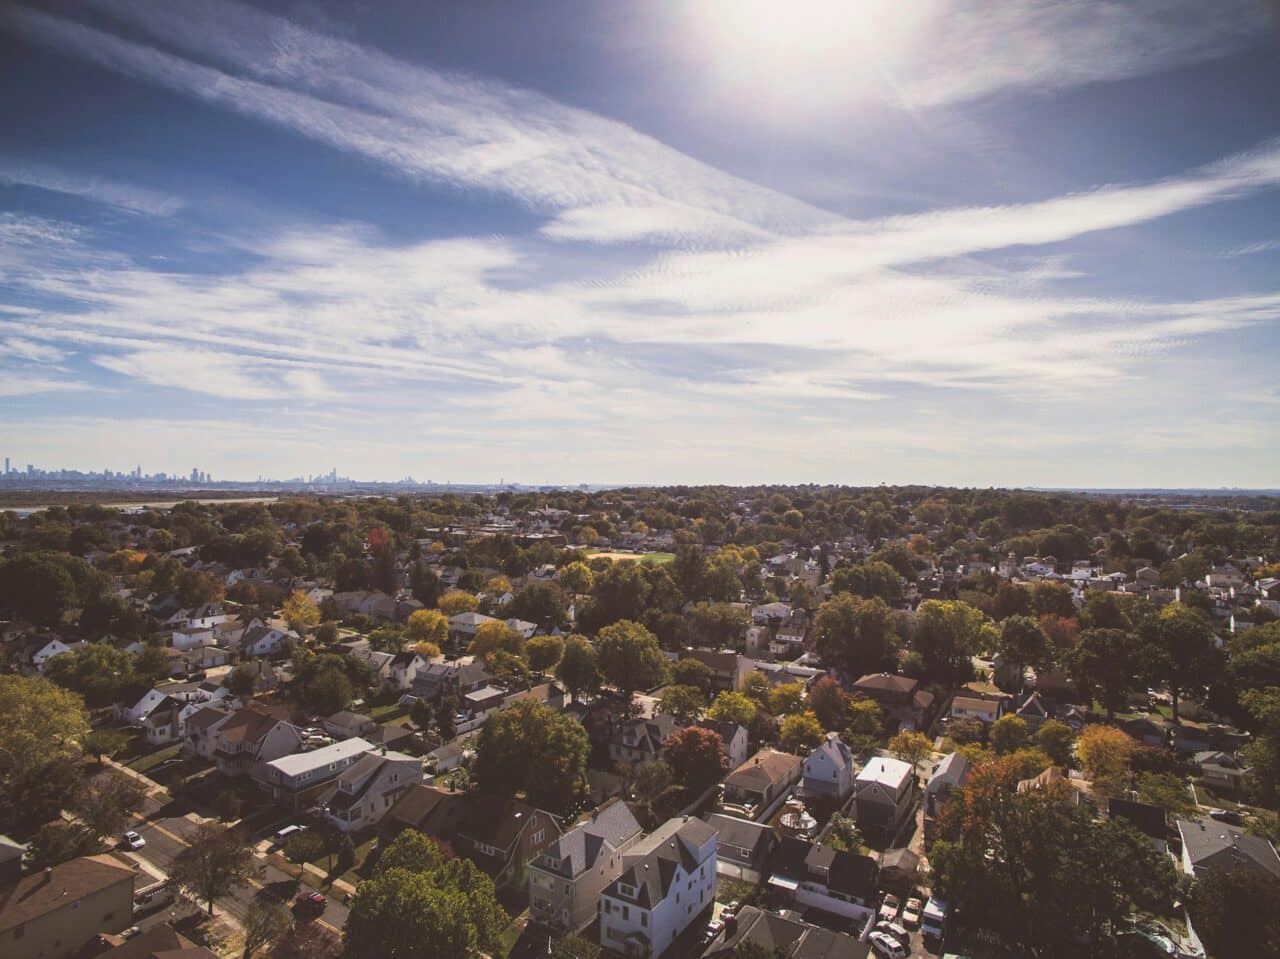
[0,157,182,215]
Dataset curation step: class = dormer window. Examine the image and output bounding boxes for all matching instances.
[617,883,635,898]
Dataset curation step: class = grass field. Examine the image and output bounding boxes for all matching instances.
[583,549,675,564]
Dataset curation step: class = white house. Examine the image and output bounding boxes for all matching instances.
[853,756,917,841]
[801,733,856,802]
[27,638,85,674]
[261,737,377,803]
[950,695,1001,725]
[320,749,423,832]
[702,721,750,771]
[599,817,718,959]
[239,625,295,658]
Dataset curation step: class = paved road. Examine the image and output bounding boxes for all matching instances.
[125,801,349,936]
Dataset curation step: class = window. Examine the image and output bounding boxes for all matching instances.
[532,829,545,845]
[640,912,647,927]
[14,924,24,940]
[622,906,629,921]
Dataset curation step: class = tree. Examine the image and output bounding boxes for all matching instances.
[993,582,1031,620]
[807,677,848,731]
[527,635,565,673]
[170,823,259,915]
[595,620,668,702]
[1034,719,1074,767]
[469,621,525,661]
[555,635,600,702]
[779,711,824,753]
[0,552,82,625]
[73,770,146,839]
[990,715,1028,755]
[558,561,594,595]
[27,821,99,868]
[1135,771,1196,817]
[995,615,1051,682]
[550,935,601,959]
[707,690,758,728]
[825,813,863,854]
[889,730,932,773]
[844,698,883,757]
[671,658,714,695]
[688,602,748,648]
[664,726,727,793]
[473,699,589,812]
[438,590,479,616]
[344,830,507,959]
[1188,866,1280,958]
[656,685,705,725]
[1076,724,1134,797]
[741,671,772,708]
[1241,686,1280,804]
[0,675,90,833]
[46,643,139,709]
[813,594,898,680]
[282,590,320,634]
[1067,628,1142,719]
[768,682,806,716]
[914,599,988,679]
[282,831,324,879]
[243,902,292,959]
[305,669,355,715]
[634,760,674,803]
[406,608,449,647]
[829,560,904,605]
[269,923,342,959]
[1142,604,1220,722]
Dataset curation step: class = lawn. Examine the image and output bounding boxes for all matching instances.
[582,549,675,565]
[368,702,408,723]
[127,742,182,774]
[497,909,528,957]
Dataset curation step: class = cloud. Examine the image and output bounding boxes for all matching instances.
[7,0,838,246]
[0,157,183,215]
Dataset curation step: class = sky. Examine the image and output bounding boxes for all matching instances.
[1,0,1279,488]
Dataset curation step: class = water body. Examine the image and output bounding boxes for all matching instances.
[1,496,279,517]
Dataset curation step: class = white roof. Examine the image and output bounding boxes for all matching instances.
[856,756,913,787]
[267,737,374,777]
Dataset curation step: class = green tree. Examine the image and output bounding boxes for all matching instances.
[1067,627,1142,719]
[656,685,705,725]
[45,643,139,709]
[282,831,325,879]
[558,561,594,595]
[828,560,904,605]
[84,727,132,764]
[73,770,146,839]
[27,821,99,868]
[889,730,932,772]
[1188,866,1280,958]
[550,935,601,959]
[914,599,988,678]
[1142,604,1220,722]
[990,715,1028,755]
[995,615,1051,681]
[825,813,863,854]
[527,635,565,673]
[740,671,772,708]
[1034,719,1074,767]
[807,676,849,731]
[0,675,90,833]
[779,712,824,753]
[595,620,668,702]
[813,594,899,680]
[406,608,449,647]
[555,635,600,702]
[438,590,479,616]
[473,699,589,812]
[243,901,292,959]
[707,690,758,727]
[170,822,259,916]
[671,658,714,695]
[844,698,883,757]
[688,602,749,648]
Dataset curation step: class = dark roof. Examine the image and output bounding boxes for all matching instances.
[705,814,775,858]
[537,799,642,879]
[609,714,678,755]
[1108,798,1167,840]
[606,818,716,909]
[458,793,549,850]
[853,674,918,694]
[384,784,469,836]
[709,906,869,959]
[0,854,135,934]
[1177,819,1280,878]
[97,924,217,958]
[214,707,284,745]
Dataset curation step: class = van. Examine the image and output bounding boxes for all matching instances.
[274,824,306,844]
[922,896,948,940]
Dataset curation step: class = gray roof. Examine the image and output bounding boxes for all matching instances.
[705,813,774,856]
[605,817,716,908]
[267,737,374,777]
[538,799,642,879]
[1177,818,1280,878]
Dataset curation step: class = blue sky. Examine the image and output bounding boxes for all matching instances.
[1,0,1279,486]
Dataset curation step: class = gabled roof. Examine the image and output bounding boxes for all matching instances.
[926,752,969,792]
[606,817,716,908]
[705,813,774,857]
[853,673,918,695]
[0,854,135,934]
[537,799,642,879]
[726,749,804,791]
[1177,819,1280,878]
[214,707,287,745]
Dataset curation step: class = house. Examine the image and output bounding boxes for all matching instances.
[853,674,934,732]
[1121,717,1172,748]
[209,707,304,778]
[722,749,804,821]
[320,748,424,832]
[383,783,470,843]
[0,854,136,959]
[752,602,793,625]
[705,905,869,959]
[766,836,878,922]
[949,695,1001,725]
[609,714,679,771]
[348,647,395,685]
[17,637,85,675]
[704,813,776,882]
[0,835,24,885]
[454,792,561,885]
[323,710,380,741]
[1171,726,1212,756]
[529,799,644,933]
[681,649,749,692]
[448,611,497,645]
[751,660,824,688]
[89,924,218,957]
[139,696,183,745]
[1014,691,1050,732]
[924,751,969,848]
[182,703,236,760]
[505,618,538,640]
[412,657,495,702]
[388,651,429,691]
[878,847,922,894]
[801,733,856,802]
[852,756,916,841]
[261,738,378,806]
[1176,818,1280,879]
[598,817,718,959]
[701,720,750,771]
[239,624,294,658]
[1193,751,1249,792]
[1108,798,1167,853]
[1016,766,1081,806]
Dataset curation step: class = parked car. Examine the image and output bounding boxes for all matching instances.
[874,920,910,944]
[1207,808,1245,826]
[133,882,176,915]
[293,892,327,918]
[869,931,908,959]
[702,919,725,944]
[720,900,741,921]
[878,893,900,922]
[902,897,923,927]
[122,830,146,850]
[274,824,307,844]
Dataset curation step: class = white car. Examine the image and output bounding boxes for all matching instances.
[868,931,908,959]
[902,897,923,927]
[874,920,910,945]
[122,831,146,850]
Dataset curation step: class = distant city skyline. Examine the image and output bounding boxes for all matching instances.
[2,1,1280,486]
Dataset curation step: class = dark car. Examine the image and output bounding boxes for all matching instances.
[293,892,327,918]
[1208,808,1246,826]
